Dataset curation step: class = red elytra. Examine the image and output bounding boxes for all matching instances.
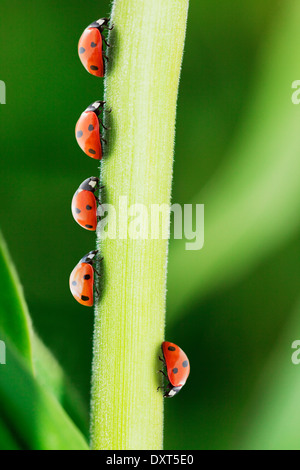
[75,101,106,160]
[78,28,104,77]
[69,250,99,307]
[71,177,100,231]
[161,341,190,398]
[78,18,112,77]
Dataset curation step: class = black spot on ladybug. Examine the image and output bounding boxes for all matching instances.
[84,274,91,280]
[88,124,94,131]
[172,368,178,374]
[89,149,96,155]
[81,295,89,301]
[91,42,97,48]
[85,224,93,229]
[90,65,99,71]
[79,47,86,54]
[168,346,176,351]
[72,281,77,286]
[182,361,188,368]
[86,205,92,210]
[77,131,83,138]
[75,208,81,214]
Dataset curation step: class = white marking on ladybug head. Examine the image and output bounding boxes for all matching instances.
[96,19,106,27]
[89,180,97,188]
[92,101,101,110]
[166,386,182,398]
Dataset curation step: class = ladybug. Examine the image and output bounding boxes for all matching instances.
[78,18,112,77]
[71,176,102,231]
[159,341,190,398]
[69,250,100,307]
[75,101,108,160]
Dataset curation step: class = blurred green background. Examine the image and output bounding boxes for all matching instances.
[1,0,300,450]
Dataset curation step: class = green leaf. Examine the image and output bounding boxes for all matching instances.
[0,232,33,368]
[0,337,89,450]
[0,232,89,437]
[32,334,89,437]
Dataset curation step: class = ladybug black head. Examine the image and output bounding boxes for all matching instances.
[88,18,110,32]
[164,386,182,398]
[80,250,98,265]
[85,101,106,116]
[79,177,99,193]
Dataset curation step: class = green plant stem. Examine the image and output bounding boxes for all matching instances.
[90,0,189,450]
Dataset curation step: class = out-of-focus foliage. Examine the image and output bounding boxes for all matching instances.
[0,338,88,450]
[1,0,300,450]
[0,235,88,448]
[0,233,33,368]
[241,300,300,450]
[168,0,300,319]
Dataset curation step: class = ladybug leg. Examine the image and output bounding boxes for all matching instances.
[103,53,110,63]
[94,268,102,277]
[98,103,111,115]
[100,137,108,145]
[158,356,164,363]
[163,385,172,398]
[99,118,110,131]
[158,369,168,379]
[93,179,103,192]
[103,23,114,31]
[97,199,105,212]
[102,36,111,48]
[97,207,105,221]
[97,102,106,113]
[93,257,104,278]
[94,283,100,298]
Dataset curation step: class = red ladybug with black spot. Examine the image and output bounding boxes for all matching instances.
[159,341,190,397]
[78,18,112,77]
[69,250,100,307]
[75,101,108,160]
[71,176,102,231]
